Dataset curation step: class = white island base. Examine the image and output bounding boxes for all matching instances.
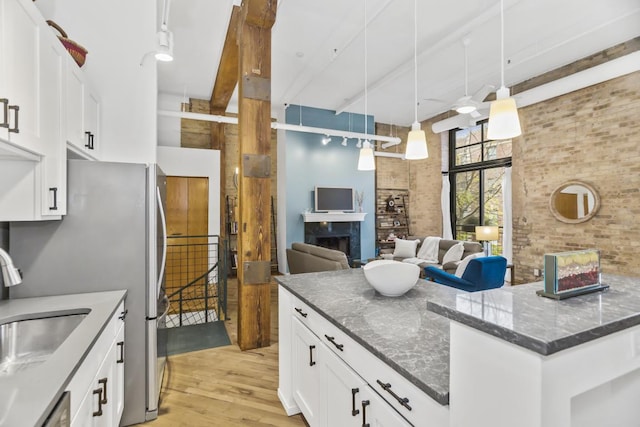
[450,322,640,427]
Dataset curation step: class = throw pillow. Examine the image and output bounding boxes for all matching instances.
[454,253,483,277]
[393,238,420,258]
[442,242,465,265]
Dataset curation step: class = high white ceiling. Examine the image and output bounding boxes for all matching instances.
[158,0,640,127]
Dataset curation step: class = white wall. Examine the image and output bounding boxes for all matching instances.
[157,146,220,236]
[35,0,157,163]
[157,93,182,147]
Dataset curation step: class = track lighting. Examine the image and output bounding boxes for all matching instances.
[356,139,362,148]
[155,26,174,62]
[321,135,331,145]
[341,136,348,146]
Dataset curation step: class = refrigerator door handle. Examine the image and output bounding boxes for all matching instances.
[156,186,168,300]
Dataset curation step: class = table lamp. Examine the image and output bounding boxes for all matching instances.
[475,226,499,256]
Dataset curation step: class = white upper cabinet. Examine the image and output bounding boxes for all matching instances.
[0,0,68,220]
[66,58,101,160]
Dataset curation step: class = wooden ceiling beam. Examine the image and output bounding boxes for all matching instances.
[209,5,241,113]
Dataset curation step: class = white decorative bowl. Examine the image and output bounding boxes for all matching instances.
[362,260,420,297]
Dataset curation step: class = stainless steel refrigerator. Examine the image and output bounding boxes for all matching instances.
[9,159,168,426]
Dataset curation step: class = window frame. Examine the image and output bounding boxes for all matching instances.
[448,119,512,238]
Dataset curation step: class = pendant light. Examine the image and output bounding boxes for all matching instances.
[357,0,375,171]
[405,0,428,160]
[487,0,521,140]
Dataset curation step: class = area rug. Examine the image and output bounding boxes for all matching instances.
[165,321,231,356]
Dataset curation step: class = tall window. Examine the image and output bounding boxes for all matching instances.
[449,120,511,254]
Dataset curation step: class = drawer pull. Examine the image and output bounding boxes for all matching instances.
[117,341,125,363]
[119,309,128,320]
[376,379,412,410]
[49,187,58,211]
[361,400,370,427]
[324,334,344,351]
[309,345,316,366]
[8,105,19,133]
[98,377,108,404]
[92,388,103,417]
[294,307,308,318]
[351,388,360,416]
[0,98,8,128]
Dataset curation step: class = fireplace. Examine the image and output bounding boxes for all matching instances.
[316,235,350,256]
[304,221,361,266]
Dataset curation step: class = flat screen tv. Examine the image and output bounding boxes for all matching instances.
[315,186,354,212]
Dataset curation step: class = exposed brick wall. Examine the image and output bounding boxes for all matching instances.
[512,71,640,283]
[376,119,445,239]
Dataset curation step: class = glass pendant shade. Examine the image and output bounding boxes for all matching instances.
[405,122,428,160]
[487,96,521,140]
[357,141,375,171]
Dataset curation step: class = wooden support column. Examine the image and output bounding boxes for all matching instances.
[236,0,276,350]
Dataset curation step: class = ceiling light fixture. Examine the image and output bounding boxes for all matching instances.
[322,135,331,145]
[155,0,174,62]
[487,0,521,140]
[405,0,428,160]
[357,0,375,171]
[342,136,348,146]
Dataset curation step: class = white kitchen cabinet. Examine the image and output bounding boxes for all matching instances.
[290,307,411,427]
[66,59,101,160]
[0,0,67,220]
[68,302,126,427]
[292,317,322,426]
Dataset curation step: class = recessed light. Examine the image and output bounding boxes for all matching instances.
[295,51,304,58]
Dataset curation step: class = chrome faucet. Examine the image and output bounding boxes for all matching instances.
[0,247,22,287]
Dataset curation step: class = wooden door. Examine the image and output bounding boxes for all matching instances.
[165,176,209,307]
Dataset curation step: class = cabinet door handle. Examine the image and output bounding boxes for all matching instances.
[119,309,128,320]
[361,400,370,427]
[8,105,19,133]
[324,334,344,351]
[376,379,412,410]
[85,131,91,148]
[49,187,58,211]
[351,388,360,416]
[98,377,108,405]
[0,98,8,128]
[294,307,307,318]
[117,341,124,363]
[89,132,94,149]
[92,388,103,417]
[309,345,316,366]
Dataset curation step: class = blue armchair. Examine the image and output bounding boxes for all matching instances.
[424,256,507,292]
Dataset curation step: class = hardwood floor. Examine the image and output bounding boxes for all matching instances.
[144,277,306,427]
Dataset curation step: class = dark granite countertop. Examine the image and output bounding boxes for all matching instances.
[276,269,454,405]
[426,274,640,355]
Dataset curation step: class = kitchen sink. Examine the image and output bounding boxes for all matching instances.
[0,313,87,376]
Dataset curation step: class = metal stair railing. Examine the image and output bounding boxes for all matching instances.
[164,235,228,328]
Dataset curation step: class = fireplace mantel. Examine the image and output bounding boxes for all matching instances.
[302,212,367,223]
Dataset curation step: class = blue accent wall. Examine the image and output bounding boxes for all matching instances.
[284,105,375,262]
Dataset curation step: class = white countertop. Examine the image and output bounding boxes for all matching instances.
[0,290,126,427]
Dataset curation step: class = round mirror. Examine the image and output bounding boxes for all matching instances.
[549,181,600,224]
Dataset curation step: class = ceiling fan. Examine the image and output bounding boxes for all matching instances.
[432,38,494,134]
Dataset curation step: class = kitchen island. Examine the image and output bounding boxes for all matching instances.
[0,290,126,427]
[277,270,640,427]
